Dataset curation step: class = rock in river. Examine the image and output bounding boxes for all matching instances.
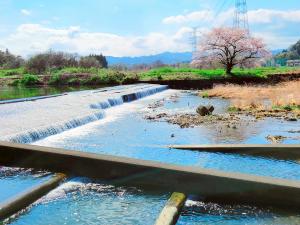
[196,105,215,116]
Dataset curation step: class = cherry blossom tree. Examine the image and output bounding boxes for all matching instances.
[193,28,270,75]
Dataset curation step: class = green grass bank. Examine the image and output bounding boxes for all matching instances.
[0,66,299,87]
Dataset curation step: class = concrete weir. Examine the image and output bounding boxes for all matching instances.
[0,84,168,144]
[0,93,66,105]
[2,142,300,209]
[170,144,300,160]
[0,173,66,221]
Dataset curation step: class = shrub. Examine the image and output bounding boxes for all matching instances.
[0,68,25,77]
[201,92,209,98]
[26,54,48,74]
[122,73,140,84]
[20,74,40,86]
[106,70,126,84]
[26,51,78,74]
[48,73,62,85]
[44,68,140,86]
[89,54,108,68]
[79,56,100,68]
[0,49,25,69]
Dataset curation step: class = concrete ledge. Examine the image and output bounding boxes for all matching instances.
[0,173,65,221]
[0,94,66,105]
[155,192,186,225]
[170,144,300,160]
[2,141,300,208]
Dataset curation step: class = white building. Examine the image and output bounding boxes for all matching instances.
[287,60,300,67]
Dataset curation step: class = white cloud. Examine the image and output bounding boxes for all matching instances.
[253,32,299,50]
[161,8,300,50]
[163,10,213,24]
[20,9,31,16]
[1,24,192,57]
[3,7,300,57]
[248,9,300,24]
[162,8,300,26]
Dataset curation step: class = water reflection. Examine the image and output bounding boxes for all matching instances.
[0,85,108,101]
[35,91,300,180]
[7,89,300,225]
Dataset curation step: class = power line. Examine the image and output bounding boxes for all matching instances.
[191,0,249,60]
[214,0,229,20]
[210,0,234,28]
[190,0,232,60]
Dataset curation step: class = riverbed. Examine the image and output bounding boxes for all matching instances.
[1,85,300,224]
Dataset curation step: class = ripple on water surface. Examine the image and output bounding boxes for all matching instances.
[27,91,300,224]
[178,200,300,225]
[35,92,300,181]
[8,178,168,225]
[0,167,52,203]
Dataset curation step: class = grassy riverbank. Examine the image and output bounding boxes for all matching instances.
[0,67,139,86]
[140,67,299,81]
[204,80,300,119]
[0,66,299,87]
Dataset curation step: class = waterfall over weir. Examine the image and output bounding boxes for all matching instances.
[90,85,168,109]
[1,84,168,144]
[7,112,105,144]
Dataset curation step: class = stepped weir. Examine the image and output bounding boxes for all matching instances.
[1,142,300,223]
[1,84,300,224]
[0,84,167,144]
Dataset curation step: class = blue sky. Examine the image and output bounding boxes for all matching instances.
[0,0,299,56]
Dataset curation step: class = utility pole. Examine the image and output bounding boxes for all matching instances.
[233,0,249,33]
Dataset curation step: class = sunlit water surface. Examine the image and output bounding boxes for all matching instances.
[35,91,300,180]
[0,168,52,203]
[8,178,168,225]
[0,85,107,101]
[178,200,300,225]
[4,89,300,224]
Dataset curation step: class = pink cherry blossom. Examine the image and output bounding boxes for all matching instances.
[192,27,270,74]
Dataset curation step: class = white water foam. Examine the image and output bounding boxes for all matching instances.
[35,89,179,146]
[0,84,168,144]
[3,112,105,144]
[35,178,115,204]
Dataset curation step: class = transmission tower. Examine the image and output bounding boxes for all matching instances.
[234,0,249,32]
[190,27,199,61]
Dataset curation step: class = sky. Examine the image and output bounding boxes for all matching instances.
[0,0,299,57]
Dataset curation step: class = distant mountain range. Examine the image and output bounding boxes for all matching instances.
[106,50,284,66]
[271,49,284,55]
[106,52,192,66]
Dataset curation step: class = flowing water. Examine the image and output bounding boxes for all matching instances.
[0,84,167,143]
[1,85,300,224]
[8,178,169,225]
[0,85,107,101]
[0,168,52,203]
[178,200,300,225]
[34,90,300,180]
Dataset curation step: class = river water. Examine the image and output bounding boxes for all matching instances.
[2,85,300,224]
[0,85,105,101]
